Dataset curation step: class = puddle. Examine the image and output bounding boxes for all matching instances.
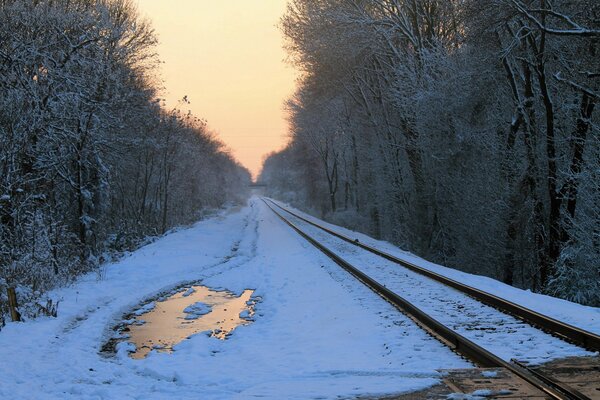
[122,286,257,359]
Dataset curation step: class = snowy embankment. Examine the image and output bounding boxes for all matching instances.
[0,197,472,400]
[270,199,600,337]
[273,201,595,364]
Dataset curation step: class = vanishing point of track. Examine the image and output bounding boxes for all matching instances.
[262,198,599,400]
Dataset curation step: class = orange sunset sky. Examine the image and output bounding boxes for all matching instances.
[137,1,297,179]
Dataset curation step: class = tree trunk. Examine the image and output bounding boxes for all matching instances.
[537,59,561,289]
[564,93,595,220]
[521,61,547,291]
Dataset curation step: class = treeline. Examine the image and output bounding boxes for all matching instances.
[0,0,250,320]
[261,0,599,305]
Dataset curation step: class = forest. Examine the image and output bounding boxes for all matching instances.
[0,0,250,323]
[261,0,600,305]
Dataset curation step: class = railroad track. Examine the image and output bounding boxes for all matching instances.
[262,198,599,400]
[265,198,600,353]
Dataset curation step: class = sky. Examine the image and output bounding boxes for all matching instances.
[137,1,297,179]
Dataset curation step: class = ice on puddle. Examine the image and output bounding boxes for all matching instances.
[183,301,212,319]
[182,287,196,297]
[183,301,211,314]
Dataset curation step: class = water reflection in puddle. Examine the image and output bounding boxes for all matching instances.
[126,286,256,359]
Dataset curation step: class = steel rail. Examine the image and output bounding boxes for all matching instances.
[262,199,590,400]
[512,360,591,400]
[265,198,600,353]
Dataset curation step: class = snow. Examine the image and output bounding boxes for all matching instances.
[472,389,493,396]
[183,301,212,319]
[181,287,196,297]
[273,199,596,363]
[270,199,600,337]
[0,198,469,399]
[447,393,487,400]
[133,302,156,316]
[1,196,597,399]
[447,388,513,399]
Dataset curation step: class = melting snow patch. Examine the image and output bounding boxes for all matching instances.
[183,302,212,319]
[472,389,493,397]
[182,287,196,297]
[133,302,155,316]
[447,394,486,400]
[116,341,136,358]
[447,388,512,399]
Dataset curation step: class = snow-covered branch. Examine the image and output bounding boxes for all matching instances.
[509,0,600,37]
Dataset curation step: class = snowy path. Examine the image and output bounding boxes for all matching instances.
[0,197,471,400]
[270,199,598,365]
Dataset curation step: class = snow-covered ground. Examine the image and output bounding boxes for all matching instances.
[0,198,470,400]
[270,200,595,364]
[2,197,598,399]
[270,199,600,337]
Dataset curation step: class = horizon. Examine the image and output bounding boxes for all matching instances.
[137,1,298,179]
